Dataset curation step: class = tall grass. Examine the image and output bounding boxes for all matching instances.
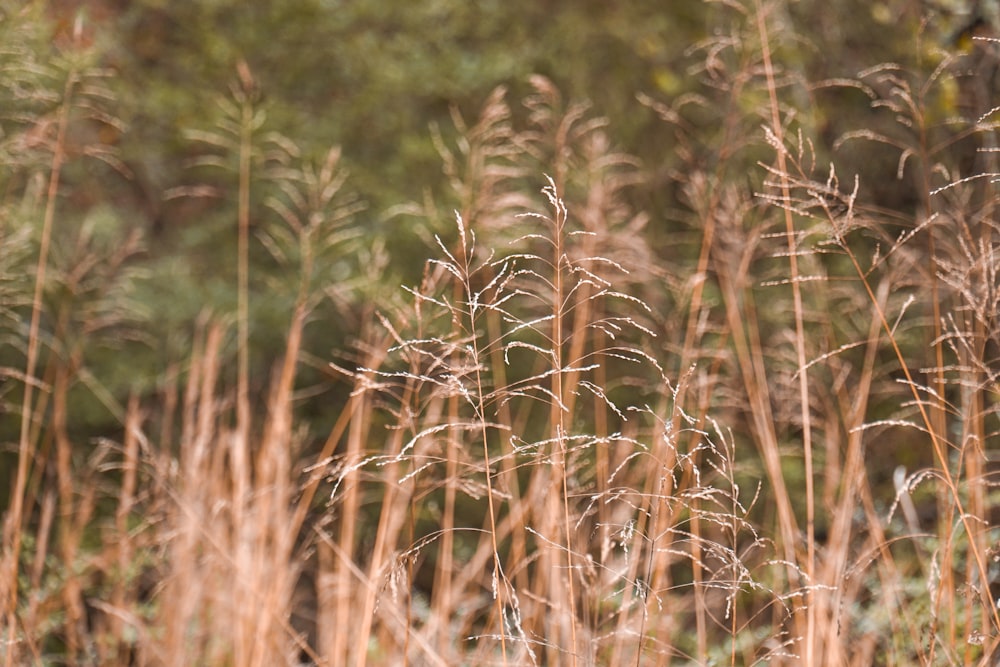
[4,0,1000,665]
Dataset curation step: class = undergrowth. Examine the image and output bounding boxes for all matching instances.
[3,1,1000,665]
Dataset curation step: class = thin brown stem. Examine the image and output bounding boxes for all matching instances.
[3,63,77,667]
[753,2,816,662]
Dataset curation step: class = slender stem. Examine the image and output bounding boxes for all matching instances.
[546,189,579,665]
[754,1,816,661]
[4,65,77,667]
[237,85,253,442]
[456,216,508,664]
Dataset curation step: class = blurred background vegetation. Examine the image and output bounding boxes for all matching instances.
[8,0,981,442]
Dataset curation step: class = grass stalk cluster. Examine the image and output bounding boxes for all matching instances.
[3,1,1000,665]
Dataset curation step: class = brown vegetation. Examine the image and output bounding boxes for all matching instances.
[3,1,1000,665]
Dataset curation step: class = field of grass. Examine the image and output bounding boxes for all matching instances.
[2,1,1000,665]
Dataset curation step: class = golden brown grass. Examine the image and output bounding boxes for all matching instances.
[4,1,1000,665]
